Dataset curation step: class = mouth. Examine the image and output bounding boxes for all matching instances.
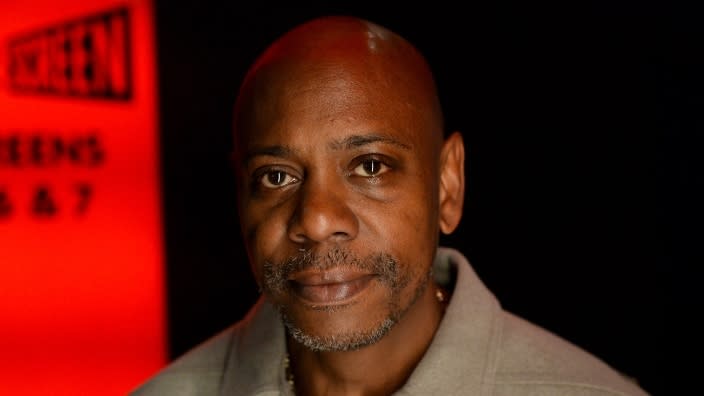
[288,268,377,306]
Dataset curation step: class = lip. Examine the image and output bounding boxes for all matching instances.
[288,268,377,305]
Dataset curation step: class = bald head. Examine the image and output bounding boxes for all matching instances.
[233,16,445,154]
[249,16,434,75]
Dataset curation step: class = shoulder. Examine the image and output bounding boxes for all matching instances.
[128,298,286,396]
[128,325,237,396]
[492,311,649,396]
[434,246,649,395]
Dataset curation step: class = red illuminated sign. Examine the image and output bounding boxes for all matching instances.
[0,1,165,395]
[8,7,131,99]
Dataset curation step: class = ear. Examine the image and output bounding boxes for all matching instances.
[438,131,465,234]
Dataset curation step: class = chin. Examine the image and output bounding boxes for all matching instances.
[281,307,398,352]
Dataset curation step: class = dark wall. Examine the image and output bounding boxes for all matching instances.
[155,2,689,395]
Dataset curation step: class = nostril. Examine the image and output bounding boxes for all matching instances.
[332,231,350,240]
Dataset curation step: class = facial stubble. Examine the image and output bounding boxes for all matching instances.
[262,246,432,352]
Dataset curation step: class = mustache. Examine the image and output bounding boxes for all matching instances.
[262,246,401,294]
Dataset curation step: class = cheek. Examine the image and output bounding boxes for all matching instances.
[240,199,293,281]
[389,179,438,243]
[390,180,439,281]
[357,178,438,270]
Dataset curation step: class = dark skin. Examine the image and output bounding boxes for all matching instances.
[234,17,466,395]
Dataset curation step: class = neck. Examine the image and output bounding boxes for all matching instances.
[287,282,447,396]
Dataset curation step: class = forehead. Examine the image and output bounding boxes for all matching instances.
[238,58,435,150]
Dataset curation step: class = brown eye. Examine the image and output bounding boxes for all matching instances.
[352,159,389,177]
[260,170,298,189]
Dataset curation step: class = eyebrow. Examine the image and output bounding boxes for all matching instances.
[328,134,412,151]
[244,134,411,165]
[244,145,295,165]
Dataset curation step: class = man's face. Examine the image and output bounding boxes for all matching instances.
[236,60,443,352]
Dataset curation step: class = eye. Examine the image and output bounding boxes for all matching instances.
[259,170,298,189]
[352,158,390,177]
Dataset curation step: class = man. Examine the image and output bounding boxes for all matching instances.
[132,16,649,396]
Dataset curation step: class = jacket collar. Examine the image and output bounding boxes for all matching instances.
[396,247,502,395]
[220,298,289,395]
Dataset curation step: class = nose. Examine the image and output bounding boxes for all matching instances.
[287,177,359,245]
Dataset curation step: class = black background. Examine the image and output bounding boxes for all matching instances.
[155,2,697,395]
